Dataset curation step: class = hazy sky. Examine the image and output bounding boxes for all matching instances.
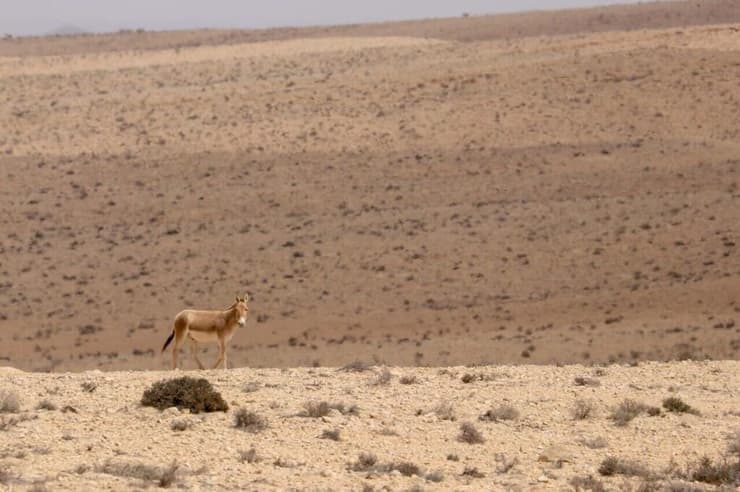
[2,0,647,37]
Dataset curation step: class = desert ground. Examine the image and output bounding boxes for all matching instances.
[1,362,739,491]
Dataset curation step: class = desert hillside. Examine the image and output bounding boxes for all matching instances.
[0,362,739,490]
[0,1,739,372]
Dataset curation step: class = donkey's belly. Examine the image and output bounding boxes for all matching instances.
[188,330,219,343]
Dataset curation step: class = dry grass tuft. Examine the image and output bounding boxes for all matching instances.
[141,377,228,413]
[688,456,740,486]
[36,399,56,411]
[320,429,341,441]
[570,475,607,491]
[572,399,595,420]
[598,456,653,479]
[574,376,601,387]
[578,436,609,449]
[609,399,659,426]
[0,391,20,413]
[479,404,519,422]
[663,397,700,415]
[339,360,371,372]
[458,422,485,444]
[372,367,392,385]
[303,400,358,417]
[432,401,456,421]
[170,418,192,432]
[238,447,260,464]
[96,459,179,487]
[461,467,485,478]
[234,409,268,432]
[399,375,418,385]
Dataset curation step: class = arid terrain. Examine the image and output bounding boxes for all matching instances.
[0,0,739,373]
[1,362,739,490]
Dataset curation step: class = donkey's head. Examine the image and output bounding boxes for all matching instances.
[233,294,250,326]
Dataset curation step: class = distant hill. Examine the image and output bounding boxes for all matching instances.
[47,24,88,36]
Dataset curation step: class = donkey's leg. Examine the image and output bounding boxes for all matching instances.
[190,340,204,370]
[212,337,226,369]
[171,328,185,370]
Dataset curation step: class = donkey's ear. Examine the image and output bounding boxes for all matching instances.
[235,296,240,303]
[243,293,250,302]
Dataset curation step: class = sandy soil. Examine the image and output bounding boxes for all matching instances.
[0,1,739,373]
[0,362,738,490]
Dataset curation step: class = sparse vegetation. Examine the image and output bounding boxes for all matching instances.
[598,456,653,479]
[170,418,192,432]
[688,456,739,486]
[339,360,371,373]
[479,404,519,422]
[570,475,607,492]
[458,422,485,444]
[238,447,260,464]
[234,409,267,433]
[80,381,97,393]
[372,367,392,385]
[432,401,455,421]
[320,429,341,441]
[663,397,700,415]
[399,375,418,385]
[141,377,228,413]
[36,399,56,411]
[574,376,601,387]
[0,390,20,413]
[572,399,595,420]
[578,436,609,449]
[609,399,659,426]
[96,459,179,487]
[461,467,485,478]
[302,400,358,417]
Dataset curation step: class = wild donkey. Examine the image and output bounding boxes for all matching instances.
[161,295,249,369]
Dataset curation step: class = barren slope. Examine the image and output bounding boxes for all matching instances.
[0,10,739,371]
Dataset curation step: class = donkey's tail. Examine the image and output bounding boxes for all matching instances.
[161,330,175,353]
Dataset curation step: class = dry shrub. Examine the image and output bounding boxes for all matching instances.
[662,397,700,415]
[339,360,371,372]
[234,409,267,432]
[432,401,455,421]
[80,382,97,393]
[351,452,378,472]
[728,430,740,457]
[169,419,191,432]
[372,368,392,385]
[578,436,608,449]
[141,377,228,413]
[609,399,659,426]
[573,399,595,420]
[688,456,740,486]
[461,467,485,478]
[479,404,519,422]
[399,375,418,385]
[574,376,601,387]
[458,422,485,444]
[239,447,260,464]
[598,456,653,479]
[570,475,607,491]
[303,400,358,417]
[0,390,20,413]
[97,459,179,487]
[36,400,56,411]
[320,429,341,441]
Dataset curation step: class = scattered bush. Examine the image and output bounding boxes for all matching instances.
[689,456,740,486]
[461,467,485,478]
[574,377,601,387]
[234,409,267,433]
[425,470,444,482]
[432,401,455,421]
[80,382,97,393]
[572,399,595,420]
[170,419,191,432]
[96,459,179,487]
[243,382,260,393]
[570,475,606,492]
[598,456,653,479]
[0,390,20,413]
[728,430,740,457]
[458,422,485,444]
[479,404,519,422]
[372,368,392,385]
[36,400,56,411]
[609,399,659,426]
[663,397,700,415]
[320,429,341,441]
[351,452,378,472]
[446,454,459,462]
[339,360,371,372]
[302,400,358,417]
[238,448,259,464]
[578,436,608,449]
[399,375,418,385]
[141,377,228,413]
